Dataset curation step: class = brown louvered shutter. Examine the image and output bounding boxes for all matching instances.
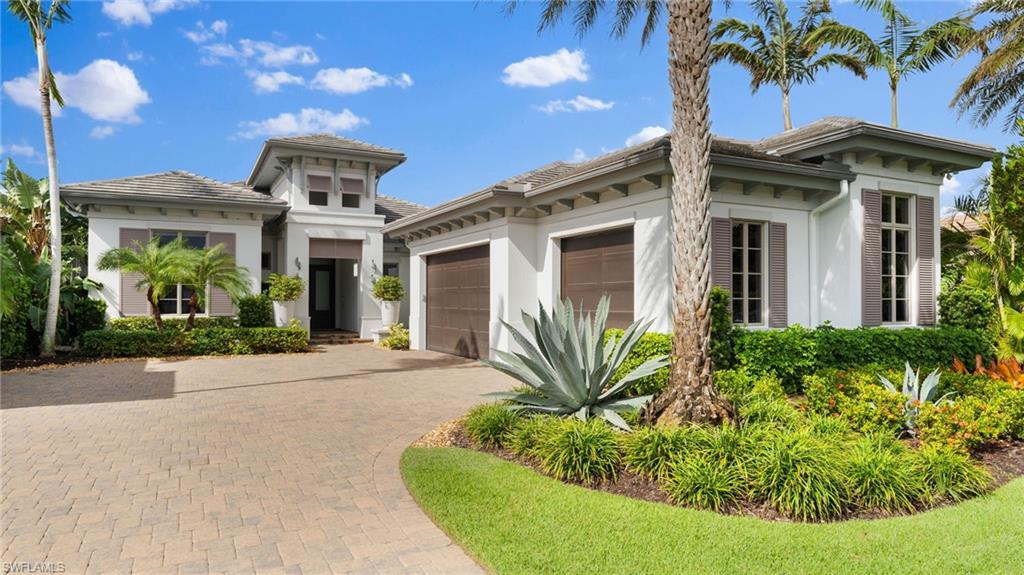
[862,190,883,326]
[769,222,788,328]
[917,196,936,325]
[711,218,732,292]
[207,232,237,316]
[119,228,151,316]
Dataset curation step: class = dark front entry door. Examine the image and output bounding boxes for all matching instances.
[309,263,335,330]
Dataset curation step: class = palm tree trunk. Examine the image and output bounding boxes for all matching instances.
[36,35,61,357]
[648,0,734,426]
[782,88,792,131]
[148,286,163,330]
[890,80,899,128]
[185,292,199,331]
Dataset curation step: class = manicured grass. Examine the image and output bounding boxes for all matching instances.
[401,447,1024,575]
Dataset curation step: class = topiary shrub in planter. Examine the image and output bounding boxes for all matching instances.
[237,293,274,328]
[268,273,304,327]
[373,276,405,326]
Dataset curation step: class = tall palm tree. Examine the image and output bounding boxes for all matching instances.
[711,0,867,131]
[97,238,192,330]
[181,244,251,330]
[952,0,1024,131]
[505,0,734,425]
[7,0,70,356]
[816,0,972,128]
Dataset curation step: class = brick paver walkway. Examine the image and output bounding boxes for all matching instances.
[1,345,509,574]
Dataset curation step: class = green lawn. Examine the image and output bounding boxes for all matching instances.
[401,447,1024,575]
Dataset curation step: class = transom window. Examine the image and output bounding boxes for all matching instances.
[731,221,764,325]
[881,194,911,323]
[153,231,206,315]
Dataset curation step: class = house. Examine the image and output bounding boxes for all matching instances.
[61,117,993,357]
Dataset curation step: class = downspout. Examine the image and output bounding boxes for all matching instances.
[809,178,850,327]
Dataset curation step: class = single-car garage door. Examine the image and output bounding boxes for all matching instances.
[426,245,490,358]
[560,227,634,328]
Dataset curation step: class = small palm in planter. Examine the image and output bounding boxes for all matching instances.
[372,275,405,326]
[483,296,668,431]
[268,273,304,327]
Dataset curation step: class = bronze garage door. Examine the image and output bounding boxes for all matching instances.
[426,245,490,358]
[560,227,634,329]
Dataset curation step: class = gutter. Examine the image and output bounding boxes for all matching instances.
[60,190,289,214]
[808,178,850,326]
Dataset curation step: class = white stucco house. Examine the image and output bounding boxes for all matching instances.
[61,117,993,358]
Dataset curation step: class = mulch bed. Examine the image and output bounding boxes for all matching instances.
[413,419,1024,523]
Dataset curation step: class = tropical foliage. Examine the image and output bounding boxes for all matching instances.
[953,0,1024,130]
[180,244,250,330]
[267,273,304,302]
[877,362,951,435]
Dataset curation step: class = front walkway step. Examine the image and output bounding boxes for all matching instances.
[310,332,371,346]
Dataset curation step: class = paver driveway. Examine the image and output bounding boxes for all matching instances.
[1,345,510,574]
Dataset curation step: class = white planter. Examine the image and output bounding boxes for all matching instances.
[273,300,294,327]
[380,300,400,326]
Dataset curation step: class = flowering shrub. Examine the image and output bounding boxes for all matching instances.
[917,396,1009,451]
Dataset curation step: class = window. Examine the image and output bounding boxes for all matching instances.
[731,222,764,325]
[307,174,331,206]
[340,177,363,208]
[153,231,206,315]
[383,263,399,277]
[881,194,911,323]
[342,194,360,208]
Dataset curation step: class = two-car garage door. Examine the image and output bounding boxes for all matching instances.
[426,245,490,358]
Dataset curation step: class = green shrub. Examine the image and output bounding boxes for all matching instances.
[804,369,905,435]
[268,273,304,302]
[734,325,818,393]
[939,283,999,334]
[937,372,1012,399]
[109,316,237,331]
[237,294,274,328]
[621,425,701,480]
[917,396,1008,451]
[751,431,849,521]
[535,418,621,483]
[80,326,308,357]
[710,286,735,369]
[380,323,410,350]
[994,389,1024,439]
[372,275,405,301]
[700,424,757,480]
[713,369,754,404]
[507,415,556,457]
[738,397,801,429]
[665,454,743,511]
[61,298,107,345]
[463,403,520,448]
[0,271,33,358]
[843,436,923,513]
[607,329,671,397]
[911,445,992,502]
[803,414,852,439]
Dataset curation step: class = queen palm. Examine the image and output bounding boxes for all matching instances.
[816,0,972,128]
[181,244,251,330]
[711,0,868,131]
[952,0,1024,131]
[97,238,192,330]
[505,0,734,425]
[7,0,71,356]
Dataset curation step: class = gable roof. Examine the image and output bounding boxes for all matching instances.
[375,194,427,224]
[60,171,287,209]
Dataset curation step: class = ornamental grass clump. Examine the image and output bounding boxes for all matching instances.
[463,403,520,448]
[535,418,621,483]
[739,397,802,429]
[911,445,992,502]
[621,425,703,480]
[507,415,556,458]
[843,436,924,513]
[483,296,668,431]
[665,454,743,512]
[751,431,849,521]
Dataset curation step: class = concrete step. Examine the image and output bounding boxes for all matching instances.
[310,332,370,346]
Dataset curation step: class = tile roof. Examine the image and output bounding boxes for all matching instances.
[753,116,864,152]
[375,194,427,224]
[268,134,404,156]
[60,171,287,207]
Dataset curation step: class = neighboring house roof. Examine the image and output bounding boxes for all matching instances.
[941,213,985,233]
[60,170,287,209]
[375,194,427,224]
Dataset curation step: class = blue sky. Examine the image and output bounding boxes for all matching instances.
[0,1,1011,211]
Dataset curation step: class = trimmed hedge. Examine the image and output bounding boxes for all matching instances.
[237,294,274,328]
[81,326,308,357]
[109,316,238,331]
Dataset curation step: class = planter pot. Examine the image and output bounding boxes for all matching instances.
[380,300,401,326]
[273,300,294,327]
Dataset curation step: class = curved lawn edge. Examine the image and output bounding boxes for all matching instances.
[401,447,1024,575]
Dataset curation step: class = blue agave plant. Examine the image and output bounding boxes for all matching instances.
[878,362,954,435]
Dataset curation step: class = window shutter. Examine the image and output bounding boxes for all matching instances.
[917,196,936,325]
[119,228,151,316]
[711,217,732,292]
[862,190,883,326]
[769,222,788,328]
[207,232,237,316]
[307,175,331,192]
[340,177,365,196]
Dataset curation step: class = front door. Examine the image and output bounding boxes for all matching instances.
[309,263,335,330]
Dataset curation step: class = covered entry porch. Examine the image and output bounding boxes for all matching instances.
[308,238,362,333]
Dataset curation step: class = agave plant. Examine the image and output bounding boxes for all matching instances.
[878,362,953,435]
[483,296,668,431]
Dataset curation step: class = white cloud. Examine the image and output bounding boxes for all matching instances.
[246,70,304,94]
[625,125,668,147]
[537,95,614,114]
[570,148,588,162]
[502,48,589,87]
[184,20,228,44]
[126,51,144,61]
[201,39,318,67]
[97,32,113,39]
[940,174,962,196]
[237,108,368,139]
[0,143,38,158]
[3,60,150,123]
[102,0,197,27]
[90,126,116,140]
[310,67,413,95]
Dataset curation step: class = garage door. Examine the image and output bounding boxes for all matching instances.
[426,245,490,358]
[560,227,634,329]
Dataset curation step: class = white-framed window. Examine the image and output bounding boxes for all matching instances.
[307,174,331,206]
[153,230,207,315]
[881,194,912,323]
[731,221,765,326]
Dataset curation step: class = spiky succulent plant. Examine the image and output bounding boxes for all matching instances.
[878,362,953,435]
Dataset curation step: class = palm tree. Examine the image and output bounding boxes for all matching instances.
[181,244,251,330]
[7,0,71,356]
[505,0,734,425]
[816,0,972,128]
[1,159,50,263]
[711,0,868,131]
[952,0,1024,131]
[97,238,192,330]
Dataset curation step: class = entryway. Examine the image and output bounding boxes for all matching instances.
[309,256,360,332]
